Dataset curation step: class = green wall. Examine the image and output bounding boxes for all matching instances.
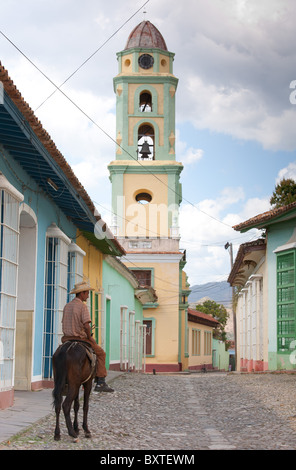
[102,259,143,367]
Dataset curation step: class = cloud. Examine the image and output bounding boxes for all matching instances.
[182,147,204,165]
[179,187,270,285]
[152,0,296,151]
[180,75,296,152]
[276,161,296,184]
[1,0,295,288]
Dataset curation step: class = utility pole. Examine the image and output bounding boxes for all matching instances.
[225,242,237,371]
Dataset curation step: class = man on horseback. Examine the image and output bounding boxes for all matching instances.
[61,280,114,393]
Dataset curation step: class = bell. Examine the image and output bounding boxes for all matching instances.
[139,140,151,159]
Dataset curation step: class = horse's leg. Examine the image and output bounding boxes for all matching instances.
[82,379,92,438]
[62,386,79,438]
[54,396,62,441]
[73,391,80,435]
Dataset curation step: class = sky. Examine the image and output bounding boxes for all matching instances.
[1,0,296,289]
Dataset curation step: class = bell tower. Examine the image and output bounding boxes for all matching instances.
[109,21,187,372]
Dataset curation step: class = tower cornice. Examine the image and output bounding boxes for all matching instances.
[113,75,178,88]
[108,160,183,175]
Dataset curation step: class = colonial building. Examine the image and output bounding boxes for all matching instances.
[108,21,190,372]
[230,202,296,372]
[187,308,220,371]
[0,61,151,409]
[228,239,267,372]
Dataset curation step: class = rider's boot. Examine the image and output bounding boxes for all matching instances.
[94,377,114,393]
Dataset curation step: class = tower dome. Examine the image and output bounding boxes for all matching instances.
[125,21,168,51]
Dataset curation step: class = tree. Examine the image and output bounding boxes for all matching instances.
[195,299,229,345]
[270,178,296,208]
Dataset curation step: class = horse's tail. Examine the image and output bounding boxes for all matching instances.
[52,344,68,408]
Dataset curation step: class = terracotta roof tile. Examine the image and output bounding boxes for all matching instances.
[233,201,296,232]
[0,61,125,255]
[188,308,220,326]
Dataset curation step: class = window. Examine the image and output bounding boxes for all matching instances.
[192,329,200,356]
[132,269,152,287]
[0,179,23,389]
[128,311,135,370]
[277,250,296,353]
[120,306,128,371]
[67,242,85,302]
[204,331,212,356]
[43,224,70,378]
[143,320,153,355]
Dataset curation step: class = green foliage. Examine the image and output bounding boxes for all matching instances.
[270,178,296,208]
[195,299,229,343]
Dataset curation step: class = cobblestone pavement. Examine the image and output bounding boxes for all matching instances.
[1,372,296,451]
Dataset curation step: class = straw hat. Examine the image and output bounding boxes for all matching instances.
[70,281,94,295]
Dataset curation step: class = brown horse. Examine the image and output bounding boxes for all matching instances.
[52,341,96,441]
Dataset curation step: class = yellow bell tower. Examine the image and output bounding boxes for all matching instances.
[109,21,189,372]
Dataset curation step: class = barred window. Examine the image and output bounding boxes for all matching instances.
[0,176,23,390]
[132,269,152,287]
[43,224,70,378]
[67,242,85,302]
[277,250,296,353]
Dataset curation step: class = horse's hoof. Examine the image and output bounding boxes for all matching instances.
[85,432,92,439]
[73,437,80,443]
[54,435,61,441]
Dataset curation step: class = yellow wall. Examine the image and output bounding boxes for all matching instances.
[76,231,103,331]
[125,259,180,366]
[187,321,214,370]
[123,172,169,238]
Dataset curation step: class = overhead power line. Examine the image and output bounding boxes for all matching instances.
[0,11,232,230]
[34,0,151,112]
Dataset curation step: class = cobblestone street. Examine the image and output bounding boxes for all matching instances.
[2,372,296,451]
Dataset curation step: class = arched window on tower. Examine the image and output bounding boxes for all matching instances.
[139,91,152,112]
[138,124,154,160]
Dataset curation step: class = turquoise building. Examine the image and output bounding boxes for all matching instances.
[102,256,157,371]
[233,202,296,371]
[0,62,121,408]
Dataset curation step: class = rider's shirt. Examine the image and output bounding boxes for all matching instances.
[62,297,91,339]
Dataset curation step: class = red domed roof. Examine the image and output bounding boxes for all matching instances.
[125,21,167,51]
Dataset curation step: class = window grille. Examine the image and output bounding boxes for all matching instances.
[67,242,85,302]
[277,251,296,353]
[43,226,70,378]
[91,290,104,348]
[128,311,135,370]
[0,182,23,390]
[120,306,128,370]
[134,320,143,371]
[131,269,152,287]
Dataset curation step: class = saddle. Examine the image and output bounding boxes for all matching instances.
[64,339,97,372]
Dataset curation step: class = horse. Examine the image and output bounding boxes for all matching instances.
[52,340,96,441]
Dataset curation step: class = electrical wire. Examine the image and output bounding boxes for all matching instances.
[0,20,232,230]
[34,0,151,112]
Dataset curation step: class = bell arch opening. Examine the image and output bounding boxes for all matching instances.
[139,91,152,112]
[137,124,154,160]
